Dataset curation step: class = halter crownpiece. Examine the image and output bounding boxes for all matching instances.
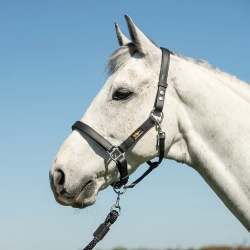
[72,47,171,188]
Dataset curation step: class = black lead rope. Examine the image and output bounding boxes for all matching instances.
[83,188,125,250]
[83,210,119,250]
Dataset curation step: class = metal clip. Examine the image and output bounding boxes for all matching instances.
[110,192,122,214]
[111,185,127,214]
[113,185,126,195]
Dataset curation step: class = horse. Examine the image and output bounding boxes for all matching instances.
[49,15,250,233]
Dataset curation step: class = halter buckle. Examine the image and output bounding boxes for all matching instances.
[150,109,164,124]
[108,146,125,162]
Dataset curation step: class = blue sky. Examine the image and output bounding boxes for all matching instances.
[1,1,250,249]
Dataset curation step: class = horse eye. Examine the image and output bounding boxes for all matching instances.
[112,89,132,101]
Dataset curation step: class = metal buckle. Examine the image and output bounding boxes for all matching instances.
[150,109,164,124]
[108,146,125,162]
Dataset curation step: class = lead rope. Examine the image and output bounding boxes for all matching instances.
[83,188,125,250]
[83,210,119,250]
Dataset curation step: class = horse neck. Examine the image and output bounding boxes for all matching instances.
[168,56,250,231]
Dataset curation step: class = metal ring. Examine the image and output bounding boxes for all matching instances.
[150,109,164,124]
[110,204,121,214]
[113,185,126,195]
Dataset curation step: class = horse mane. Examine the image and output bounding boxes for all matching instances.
[173,52,250,98]
[106,43,250,102]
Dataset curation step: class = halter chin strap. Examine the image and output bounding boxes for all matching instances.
[72,47,171,188]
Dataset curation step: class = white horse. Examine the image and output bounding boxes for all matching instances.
[49,15,250,232]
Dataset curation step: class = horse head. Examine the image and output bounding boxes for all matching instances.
[49,15,179,208]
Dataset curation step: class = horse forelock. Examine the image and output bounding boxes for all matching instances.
[106,43,138,75]
[106,39,158,75]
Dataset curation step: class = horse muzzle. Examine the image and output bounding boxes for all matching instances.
[49,168,97,208]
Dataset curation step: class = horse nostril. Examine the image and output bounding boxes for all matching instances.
[54,169,65,194]
[58,170,65,185]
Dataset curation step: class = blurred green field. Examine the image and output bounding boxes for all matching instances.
[93,247,250,250]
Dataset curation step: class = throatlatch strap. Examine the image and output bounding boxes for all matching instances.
[125,129,165,188]
[154,48,171,112]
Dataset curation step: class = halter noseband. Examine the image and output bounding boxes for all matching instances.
[72,47,171,188]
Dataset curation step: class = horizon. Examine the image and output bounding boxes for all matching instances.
[1,1,250,249]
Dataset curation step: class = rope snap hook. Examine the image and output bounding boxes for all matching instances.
[111,185,127,214]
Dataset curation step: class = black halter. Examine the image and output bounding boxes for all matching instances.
[72,47,171,188]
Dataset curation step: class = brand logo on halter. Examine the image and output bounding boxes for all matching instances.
[132,128,144,140]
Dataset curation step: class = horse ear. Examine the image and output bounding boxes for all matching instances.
[124,15,158,57]
[115,23,131,46]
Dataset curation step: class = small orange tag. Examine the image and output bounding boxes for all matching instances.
[132,129,143,139]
